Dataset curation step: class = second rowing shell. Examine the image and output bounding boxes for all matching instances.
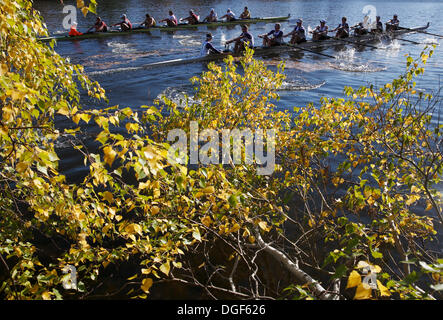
[39,15,291,42]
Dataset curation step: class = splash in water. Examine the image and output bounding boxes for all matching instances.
[157,86,200,108]
[328,62,387,72]
[107,41,138,54]
[278,80,326,91]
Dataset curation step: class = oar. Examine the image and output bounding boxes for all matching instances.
[398,25,442,39]
[397,38,421,45]
[325,34,381,49]
[285,43,336,59]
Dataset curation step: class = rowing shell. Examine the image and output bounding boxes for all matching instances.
[39,15,291,42]
[87,23,430,76]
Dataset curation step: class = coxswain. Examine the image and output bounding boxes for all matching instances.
[226,24,254,55]
[240,7,251,19]
[69,22,83,36]
[140,14,156,28]
[259,23,283,47]
[200,33,223,56]
[352,22,368,36]
[203,9,217,22]
[284,19,306,44]
[311,20,328,41]
[331,17,350,38]
[220,9,236,22]
[112,14,132,31]
[180,10,199,25]
[87,17,108,33]
[160,11,178,27]
[386,14,399,31]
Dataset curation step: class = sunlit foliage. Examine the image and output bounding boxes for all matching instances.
[1,0,442,300]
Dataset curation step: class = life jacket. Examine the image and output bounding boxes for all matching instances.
[295,26,306,38]
[69,26,83,36]
[268,30,283,42]
[240,32,254,47]
[318,25,328,32]
[124,18,132,29]
[338,23,349,32]
[190,12,199,23]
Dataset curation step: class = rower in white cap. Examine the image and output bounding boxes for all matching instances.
[203,8,218,22]
[284,18,306,44]
[311,19,329,41]
[386,14,399,31]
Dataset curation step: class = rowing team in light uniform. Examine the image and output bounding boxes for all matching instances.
[69,7,254,36]
[199,14,401,57]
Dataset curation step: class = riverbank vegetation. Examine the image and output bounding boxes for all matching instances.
[1,0,442,299]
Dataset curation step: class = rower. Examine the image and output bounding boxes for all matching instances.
[200,33,223,56]
[284,19,306,44]
[240,7,251,19]
[259,23,283,47]
[69,22,83,36]
[371,16,383,33]
[112,14,132,31]
[180,10,199,25]
[203,8,218,22]
[311,19,328,41]
[331,17,350,38]
[87,17,108,33]
[386,14,399,32]
[220,9,236,22]
[352,22,368,36]
[160,10,178,27]
[140,13,156,28]
[225,24,254,55]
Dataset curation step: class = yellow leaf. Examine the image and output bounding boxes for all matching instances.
[258,221,268,231]
[151,206,160,215]
[346,270,362,289]
[76,0,84,8]
[125,223,142,236]
[103,146,117,166]
[81,7,89,17]
[160,262,170,276]
[376,280,391,297]
[42,291,52,300]
[141,278,153,293]
[16,162,29,173]
[425,201,433,211]
[354,283,372,300]
[230,223,240,233]
[201,186,215,194]
[102,191,114,203]
[192,229,201,241]
[201,216,212,227]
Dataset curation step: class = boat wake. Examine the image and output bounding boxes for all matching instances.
[107,41,138,54]
[424,37,439,45]
[174,34,202,47]
[328,62,387,72]
[278,80,326,91]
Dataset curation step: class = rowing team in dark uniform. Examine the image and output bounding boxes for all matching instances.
[198,14,401,56]
[68,7,253,36]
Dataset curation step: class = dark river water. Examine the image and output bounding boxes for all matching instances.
[34,0,442,183]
